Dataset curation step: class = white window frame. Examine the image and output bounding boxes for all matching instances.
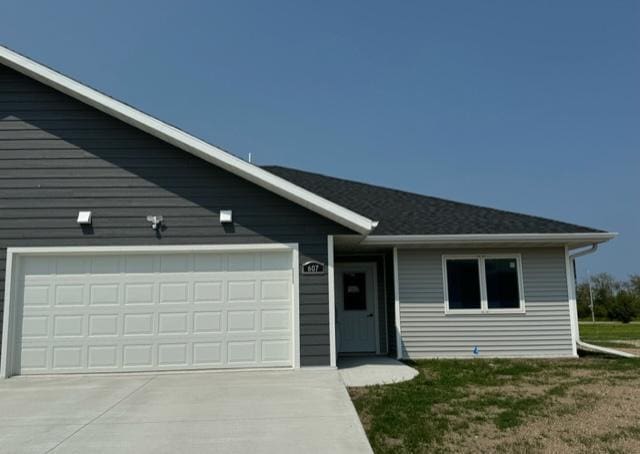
[442,254,526,315]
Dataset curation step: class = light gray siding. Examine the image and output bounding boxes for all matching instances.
[0,63,351,367]
[397,247,574,358]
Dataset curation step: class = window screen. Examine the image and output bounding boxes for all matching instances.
[485,258,521,309]
[446,259,481,310]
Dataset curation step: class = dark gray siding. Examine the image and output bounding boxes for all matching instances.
[397,247,574,358]
[0,64,351,367]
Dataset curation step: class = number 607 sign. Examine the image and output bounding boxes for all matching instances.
[302,261,325,275]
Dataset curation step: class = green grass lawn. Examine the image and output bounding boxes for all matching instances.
[349,357,640,453]
[579,322,640,348]
[579,321,640,341]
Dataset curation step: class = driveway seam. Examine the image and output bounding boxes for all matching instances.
[42,375,157,454]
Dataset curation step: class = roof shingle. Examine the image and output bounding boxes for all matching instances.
[263,165,603,236]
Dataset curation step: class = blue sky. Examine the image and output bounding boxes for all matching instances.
[2,1,638,280]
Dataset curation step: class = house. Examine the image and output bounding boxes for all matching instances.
[0,45,615,378]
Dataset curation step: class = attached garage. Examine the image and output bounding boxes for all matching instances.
[1,245,299,376]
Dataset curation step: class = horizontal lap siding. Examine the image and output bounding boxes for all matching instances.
[0,64,349,367]
[397,248,573,358]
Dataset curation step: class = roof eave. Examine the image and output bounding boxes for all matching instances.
[359,232,618,247]
[0,45,375,235]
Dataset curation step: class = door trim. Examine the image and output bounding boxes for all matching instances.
[1,243,300,378]
[327,236,337,367]
[335,262,380,355]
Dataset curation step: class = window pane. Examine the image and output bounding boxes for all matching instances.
[446,259,481,310]
[343,272,367,311]
[485,258,521,309]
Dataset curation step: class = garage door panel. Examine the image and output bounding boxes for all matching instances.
[158,312,189,335]
[159,282,189,304]
[262,340,291,362]
[90,284,120,306]
[261,309,291,331]
[88,314,119,337]
[55,256,88,275]
[261,279,291,302]
[90,255,121,274]
[14,249,294,374]
[123,313,154,336]
[53,314,84,338]
[20,346,48,370]
[192,342,222,365]
[193,311,222,333]
[54,284,84,306]
[22,315,49,338]
[124,255,156,273]
[193,281,223,302]
[123,344,153,368]
[88,345,118,368]
[124,283,154,305]
[22,284,50,306]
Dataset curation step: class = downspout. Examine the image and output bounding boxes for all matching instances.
[569,244,635,358]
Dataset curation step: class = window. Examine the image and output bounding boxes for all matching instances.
[443,255,524,313]
[343,272,367,311]
[485,258,520,309]
[445,259,481,310]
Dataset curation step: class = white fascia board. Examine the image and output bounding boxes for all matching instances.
[0,45,375,235]
[361,232,618,246]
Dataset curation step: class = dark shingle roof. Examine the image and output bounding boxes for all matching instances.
[263,165,603,235]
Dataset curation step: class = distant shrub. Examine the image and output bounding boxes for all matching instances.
[606,291,638,324]
[577,273,640,322]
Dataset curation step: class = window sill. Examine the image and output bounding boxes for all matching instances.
[444,309,526,316]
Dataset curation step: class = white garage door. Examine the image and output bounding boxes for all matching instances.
[13,249,295,375]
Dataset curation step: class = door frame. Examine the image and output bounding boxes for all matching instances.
[1,243,300,378]
[334,261,380,355]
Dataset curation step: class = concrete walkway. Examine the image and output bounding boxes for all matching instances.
[0,369,372,454]
[338,356,419,387]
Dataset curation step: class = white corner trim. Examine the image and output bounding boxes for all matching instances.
[392,247,402,360]
[362,232,617,246]
[291,244,301,369]
[327,236,337,367]
[0,45,375,235]
[0,251,15,378]
[0,243,301,378]
[564,246,579,357]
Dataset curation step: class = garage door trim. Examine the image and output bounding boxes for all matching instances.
[1,243,300,378]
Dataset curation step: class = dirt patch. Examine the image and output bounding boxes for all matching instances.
[440,377,640,453]
[351,358,640,454]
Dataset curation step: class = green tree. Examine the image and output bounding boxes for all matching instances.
[626,274,640,296]
[607,290,638,323]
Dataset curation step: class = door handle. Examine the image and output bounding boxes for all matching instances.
[367,313,374,318]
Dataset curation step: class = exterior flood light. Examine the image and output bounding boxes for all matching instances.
[220,210,233,224]
[146,215,163,230]
[77,211,92,225]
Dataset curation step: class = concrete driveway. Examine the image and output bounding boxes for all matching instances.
[0,369,372,454]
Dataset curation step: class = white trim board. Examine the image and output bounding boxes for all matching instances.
[1,243,301,378]
[0,45,375,235]
[327,236,337,367]
[361,232,617,246]
[393,247,402,360]
[564,246,580,358]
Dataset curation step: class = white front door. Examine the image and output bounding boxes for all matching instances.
[335,263,377,353]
